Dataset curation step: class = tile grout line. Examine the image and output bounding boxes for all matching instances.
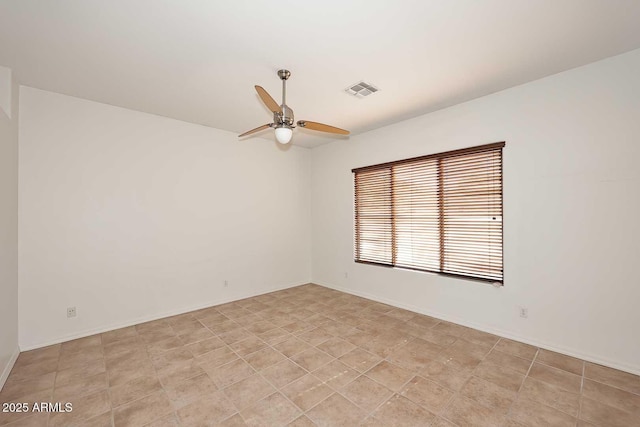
[498,347,540,426]
[577,360,586,425]
[249,306,371,423]
[439,336,504,427]
[149,319,192,426]
[46,349,63,427]
[239,306,408,423]
[76,345,123,424]
[344,319,442,421]
[519,347,540,393]
[305,320,465,423]
[294,359,402,423]
[196,305,267,418]
[198,308,287,424]
[47,345,81,425]
[359,369,429,424]
[109,319,242,424]
[108,335,115,427]
[106,323,185,426]
[253,331,387,424]
[47,350,62,427]
[197,306,322,425]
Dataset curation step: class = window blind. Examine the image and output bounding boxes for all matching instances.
[353,142,504,283]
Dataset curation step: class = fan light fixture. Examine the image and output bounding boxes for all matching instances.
[238,70,350,144]
[274,126,293,144]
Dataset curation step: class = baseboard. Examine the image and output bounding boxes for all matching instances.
[20,281,310,351]
[315,281,640,376]
[0,346,20,391]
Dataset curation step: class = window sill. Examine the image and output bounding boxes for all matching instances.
[354,259,503,287]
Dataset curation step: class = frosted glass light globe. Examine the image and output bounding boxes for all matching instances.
[275,126,293,144]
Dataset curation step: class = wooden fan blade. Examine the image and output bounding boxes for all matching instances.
[255,86,282,114]
[238,124,272,138]
[297,120,349,135]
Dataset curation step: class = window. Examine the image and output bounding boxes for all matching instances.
[353,142,504,283]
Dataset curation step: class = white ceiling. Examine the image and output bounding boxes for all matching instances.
[2,1,640,148]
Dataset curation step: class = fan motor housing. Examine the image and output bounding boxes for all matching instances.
[276,105,295,126]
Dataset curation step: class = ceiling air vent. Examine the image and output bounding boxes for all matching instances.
[345,81,379,98]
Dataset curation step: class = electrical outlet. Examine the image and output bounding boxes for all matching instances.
[224,280,229,287]
[519,307,528,318]
[344,272,348,279]
[67,307,76,318]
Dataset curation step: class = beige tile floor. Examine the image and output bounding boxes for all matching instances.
[1,284,639,427]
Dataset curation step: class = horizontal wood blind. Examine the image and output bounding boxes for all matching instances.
[353,142,504,283]
[354,168,393,265]
[394,160,440,271]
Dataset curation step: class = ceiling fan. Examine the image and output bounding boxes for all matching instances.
[239,69,350,144]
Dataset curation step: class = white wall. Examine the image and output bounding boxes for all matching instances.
[0,66,12,119]
[311,49,640,374]
[0,66,19,389]
[18,87,312,350]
